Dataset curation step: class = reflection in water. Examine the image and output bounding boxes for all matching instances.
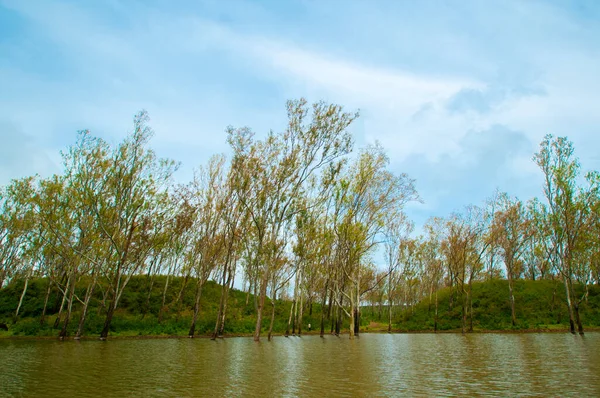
[1,333,599,397]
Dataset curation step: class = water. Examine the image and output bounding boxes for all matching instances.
[1,333,599,397]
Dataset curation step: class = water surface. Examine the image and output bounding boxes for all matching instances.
[1,333,599,397]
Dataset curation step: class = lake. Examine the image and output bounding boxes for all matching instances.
[1,333,599,397]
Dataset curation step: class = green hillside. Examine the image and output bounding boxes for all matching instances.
[1,277,599,338]
[0,276,330,338]
[385,279,600,332]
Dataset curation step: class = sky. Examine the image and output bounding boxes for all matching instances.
[1,0,600,231]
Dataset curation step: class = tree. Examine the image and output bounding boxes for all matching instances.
[534,135,598,334]
[228,98,357,341]
[491,193,532,326]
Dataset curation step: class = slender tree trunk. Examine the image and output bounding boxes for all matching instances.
[253,272,268,342]
[141,274,155,320]
[188,280,204,338]
[285,299,294,337]
[75,271,99,339]
[327,288,334,320]
[569,279,584,335]
[286,270,299,337]
[59,276,76,339]
[434,289,439,333]
[469,284,474,333]
[573,301,584,335]
[100,299,117,340]
[508,275,516,327]
[174,272,190,323]
[40,279,53,326]
[245,279,251,306]
[461,286,468,334]
[298,291,304,336]
[349,300,355,339]
[213,264,231,340]
[563,277,576,334]
[14,274,30,322]
[388,296,393,333]
[267,292,276,341]
[319,286,327,338]
[54,286,68,329]
[158,273,171,324]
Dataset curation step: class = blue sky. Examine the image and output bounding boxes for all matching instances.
[1,0,600,231]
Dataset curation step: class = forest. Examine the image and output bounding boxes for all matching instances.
[0,98,599,341]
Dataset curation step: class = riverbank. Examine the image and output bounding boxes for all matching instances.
[2,324,599,341]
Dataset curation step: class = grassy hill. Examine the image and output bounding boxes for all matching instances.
[0,276,330,338]
[1,277,599,338]
[378,279,600,332]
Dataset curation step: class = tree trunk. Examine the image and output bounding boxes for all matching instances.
[141,274,155,320]
[434,289,439,333]
[573,301,584,335]
[53,286,68,329]
[285,299,294,337]
[563,277,576,334]
[286,270,299,337]
[158,273,171,324]
[213,264,231,340]
[14,275,30,322]
[253,272,269,342]
[174,272,190,323]
[267,294,276,341]
[100,299,117,340]
[319,286,327,338]
[75,273,98,339]
[40,279,53,326]
[59,276,76,339]
[349,301,355,339]
[461,288,468,334]
[297,292,304,336]
[188,280,204,338]
[508,276,516,327]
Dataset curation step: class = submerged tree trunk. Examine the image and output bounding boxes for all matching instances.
[563,277,576,334]
[319,282,328,338]
[267,292,276,341]
[569,279,585,335]
[285,299,295,337]
[286,270,299,337]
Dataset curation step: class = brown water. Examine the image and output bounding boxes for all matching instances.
[1,333,599,397]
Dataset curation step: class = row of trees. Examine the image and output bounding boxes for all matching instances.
[0,99,418,340]
[362,135,600,335]
[1,98,598,339]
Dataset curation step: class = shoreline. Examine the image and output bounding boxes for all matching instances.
[2,327,598,341]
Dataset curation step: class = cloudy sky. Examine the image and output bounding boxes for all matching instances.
[1,0,600,229]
